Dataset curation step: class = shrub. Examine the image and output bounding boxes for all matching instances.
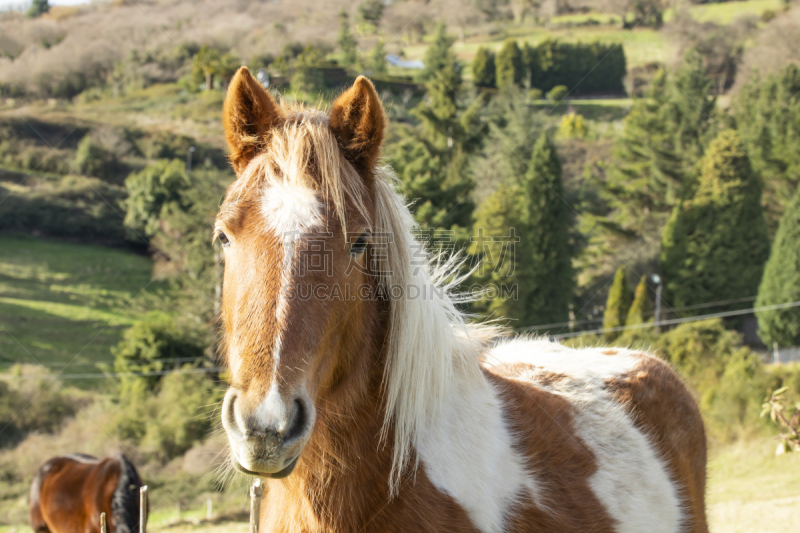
[557,113,587,139]
[110,371,220,461]
[138,371,220,460]
[0,375,79,448]
[0,175,127,243]
[123,159,190,238]
[73,134,117,178]
[112,318,206,393]
[546,85,568,102]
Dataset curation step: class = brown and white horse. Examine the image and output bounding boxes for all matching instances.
[29,453,145,533]
[216,68,708,532]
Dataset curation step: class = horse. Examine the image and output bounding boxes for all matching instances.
[215,67,708,532]
[29,453,145,533]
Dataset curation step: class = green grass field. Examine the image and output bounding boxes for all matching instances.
[685,0,781,24]
[0,234,175,376]
[400,0,782,74]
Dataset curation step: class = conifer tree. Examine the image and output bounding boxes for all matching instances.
[732,64,800,231]
[756,185,800,347]
[603,266,632,340]
[496,39,524,90]
[469,133,572,327]
[338,10,358,67]
[626,275,652,326]
[27,0,48,18]
[601,51,717,240]
[415,23,462,147]
[665,48,718,183]
[390,24,483,236]
[601,69,682,237]
[472,47,496,89]
[661,130,770,311]
[520,133,573,326]
[370,40,387,76]
[469,182,527,320]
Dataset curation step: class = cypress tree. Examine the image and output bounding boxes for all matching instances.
[472,47,496,89]
[338,10,358,67]
[626,275,652,326]
[661,130,770,311]
[469,133,573,328]
[520,133,573,326]
[496,39,524,90]
[756,185,800,347]
[603,266,632,340]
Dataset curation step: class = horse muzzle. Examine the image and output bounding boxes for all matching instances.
[222,387,314,478]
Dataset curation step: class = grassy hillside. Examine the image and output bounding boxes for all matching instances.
[0,235,175,375]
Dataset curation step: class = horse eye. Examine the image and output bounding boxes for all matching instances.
[218,231,230,246]
[349,233,368,255]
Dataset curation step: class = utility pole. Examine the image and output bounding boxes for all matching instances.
[186,146,196,174]
[652,274,663,334]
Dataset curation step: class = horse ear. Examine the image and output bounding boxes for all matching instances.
[329,75,385,174]
[223,66,281,174]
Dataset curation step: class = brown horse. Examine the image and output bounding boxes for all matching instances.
[30,453,145,533]
[216,67,708,532]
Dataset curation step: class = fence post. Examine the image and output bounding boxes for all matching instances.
[139,485,148,533]
[100,512,107,533]
[249,478,263,533]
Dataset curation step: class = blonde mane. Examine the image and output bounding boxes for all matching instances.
[229,106,499,494]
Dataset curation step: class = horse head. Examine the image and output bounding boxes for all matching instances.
[217,68,389,479]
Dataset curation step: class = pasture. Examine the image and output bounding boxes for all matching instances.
[0,235,171,374]
[2,0,800,530]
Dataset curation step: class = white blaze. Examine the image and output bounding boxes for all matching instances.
[260,181,323,377]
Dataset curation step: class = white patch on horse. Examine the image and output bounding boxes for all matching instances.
[261,181,323,236]
[415,364,544,533]
[261,182,323,377]
[254,381,290,435]
[485,338,685,533]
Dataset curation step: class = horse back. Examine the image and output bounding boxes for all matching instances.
[483,339,707,533]
[32,455,123,533]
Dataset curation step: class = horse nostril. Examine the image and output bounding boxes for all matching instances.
[222,389,241,434]
[284,399,306,443]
